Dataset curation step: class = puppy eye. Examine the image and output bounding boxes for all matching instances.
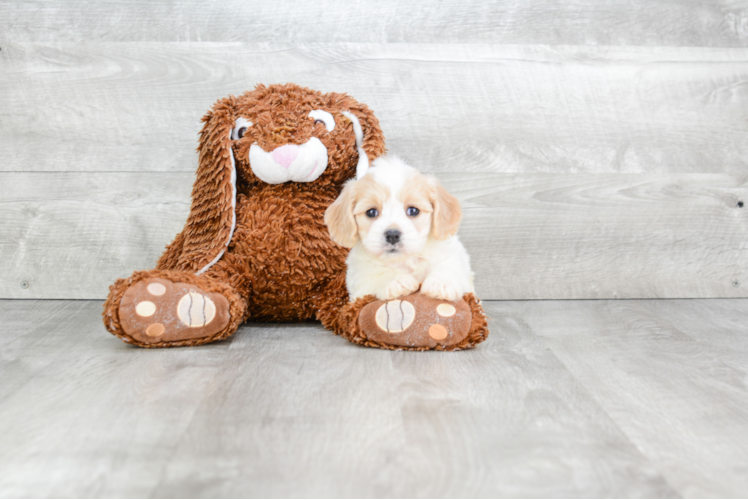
[236,127,247,139]
[366,208,379,218]
[314,119,325,127]
[406,207,420,217]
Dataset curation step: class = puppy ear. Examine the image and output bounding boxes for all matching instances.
[430,178,462,240]
[325,180,359,248]
[159,96,238,274]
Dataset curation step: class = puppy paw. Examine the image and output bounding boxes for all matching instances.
[379,275,420,300]
[421,277,461,301]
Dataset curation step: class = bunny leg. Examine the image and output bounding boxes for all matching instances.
[333,292,489,351]
[102,269,246,348]
[313,273,351,333]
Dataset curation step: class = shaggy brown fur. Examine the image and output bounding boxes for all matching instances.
[102,83,488,350]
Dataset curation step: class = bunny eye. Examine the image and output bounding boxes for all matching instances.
[232,117,253,140]
[308,110,335,132]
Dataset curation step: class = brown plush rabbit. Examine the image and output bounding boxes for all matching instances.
[102,83,487,350]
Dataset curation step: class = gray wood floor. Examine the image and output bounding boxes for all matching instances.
[1,299,748,498]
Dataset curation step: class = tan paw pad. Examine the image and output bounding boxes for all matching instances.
[145,323,165,337]
[375,300,416,333]
[147,282,166,296]
[135,301,156,317]
[436,303,456,317]
[428,324,449,340]
[177,291,217,328]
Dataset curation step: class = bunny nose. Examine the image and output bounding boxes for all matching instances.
[271,145,299,168]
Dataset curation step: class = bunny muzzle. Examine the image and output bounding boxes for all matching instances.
[248,138,329,184]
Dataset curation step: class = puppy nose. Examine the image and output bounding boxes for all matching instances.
[271,144,299,168]
[385,229,401,245]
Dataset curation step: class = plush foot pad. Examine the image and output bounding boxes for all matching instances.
[118,278,230,345]
[358,292,471,349]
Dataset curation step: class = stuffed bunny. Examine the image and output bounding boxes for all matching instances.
[103,83,488,350]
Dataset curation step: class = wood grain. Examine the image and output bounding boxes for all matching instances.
[0,299,680,497]
[645,300,748,371]
[2,298,748,497]
[2,3,748,303]
[2,43,748,174]
[0,172,191,299]
[1,172,745,300]
[2,0,748,46]
[502,299,748,497]
[0,300,232,497]
[450,172,748,299]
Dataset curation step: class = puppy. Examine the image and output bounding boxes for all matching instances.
[325,155,474,302]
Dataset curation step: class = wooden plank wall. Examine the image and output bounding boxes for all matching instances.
[1,1,747,300]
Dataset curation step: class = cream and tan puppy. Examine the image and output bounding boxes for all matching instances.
[325,156,474,302]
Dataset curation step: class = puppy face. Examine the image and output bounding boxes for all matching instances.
[325,157,462,256]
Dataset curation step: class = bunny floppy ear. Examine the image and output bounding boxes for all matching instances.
[169,96,238,274]
[341,111,369,179]
[340,100,386,179]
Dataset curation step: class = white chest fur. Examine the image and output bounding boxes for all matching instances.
[345,237,474,301]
